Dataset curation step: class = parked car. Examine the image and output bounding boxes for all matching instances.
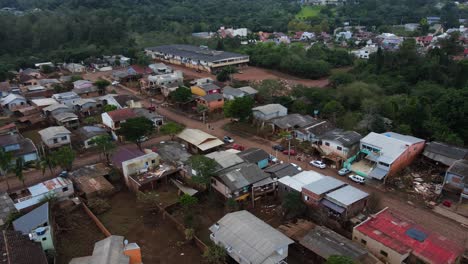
[282,149,297,156]
[310,160,326,169]
[272,144,285,151]
[137,136,148,143]
[348,174,366,184]
[291,163,303,171]
[269,154,278,163]
[147,106,156,112]
[232,144,245,151]
[338,168,351,176]
[223,136,234,144]
[111,81,120,86]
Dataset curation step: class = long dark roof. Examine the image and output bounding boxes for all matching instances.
[321,129,362,147]
[238,148,269,164]
[423,142,468,166]
[0,230,48,264]
[146,44,248,63]
[448,160,468,178]
[264,163,301,178]
[218,163,269,190]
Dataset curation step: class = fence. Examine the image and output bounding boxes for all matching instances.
[81,201,112,237]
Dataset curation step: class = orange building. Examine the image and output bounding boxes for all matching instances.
[196,93,224,112]
[190,83,221,96]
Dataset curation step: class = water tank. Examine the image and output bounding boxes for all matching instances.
[35,227,47,236]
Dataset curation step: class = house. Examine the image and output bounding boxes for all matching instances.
[191,83,221,97]
[74,126,110,149]
[298,225,379,263]
[416,36,433,46]
[321,185,369,218]
[113,94,142,109]
[42,103,73,117]
[335,31,352,41]
[295,120,334,143]
[145,44,249,73]
[73,85,99,98]
[121,151,177,192]
[64,63,86,73]
[0,134,38,163]
[0,93,27,110]
[0,81,12,97]
[38,79,60,89]
[426,16,441,24]
[319,129,362,160]
[302,176,346,206]
[264,163,302,179]
[0,230,48,264]
[351,44,379,59]
[177,128,224,154]
[0,192,17,225]
[141,71,183,94]
[209,210,294,264]
[9,177,73,210]
[101,108,138,139]
[422,141,468,167]
[211,163,274,201]
[69,235,142,264]
[155,141,192,166]
[128,65,153,76]
[22,85,53,99]
[73,98,99,116]
[0,123,18,136]
[196,93,224,112]
[69,163,114,198]
[223,86,245,100]
[13,202,54,251]
[191,77,214,86]
[353,207,463,264]
[133,108,164,127]
[252,104,288,122]
[442,159,468,202]
[30,98,59,109]
[148,63,172,74]
[347,132,425,180]
[38,126,72,148]
[52,91,81,107]
[52,112,80,129]
[238,148,270,169]
[278,170,324,197]
[271,114,315,132]
[104,55,131,66]
[205,150,245,170]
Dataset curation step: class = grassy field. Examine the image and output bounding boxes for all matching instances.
[296,5,322,20]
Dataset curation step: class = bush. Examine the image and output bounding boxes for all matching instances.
[87,198,111,215]
[203,244,226,264]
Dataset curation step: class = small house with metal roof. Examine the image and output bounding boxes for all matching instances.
[13,202,53,251]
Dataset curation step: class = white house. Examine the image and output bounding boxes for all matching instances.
[38,126,72,148]
[252,104,288,122]
[0,94,27,110]
[121,152,160,186]
[10,177,73,210]
[65,63,86,73]
[101,108,138,139]
[51,91,81,107]
[351,45,378,59]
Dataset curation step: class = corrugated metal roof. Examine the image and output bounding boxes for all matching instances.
[278,171,324,192]
[303,177,345,195]
[252,104,287,116]
[205,150,244,169]
[361,132,424,164]
[38,126,71,139]
[325,185,369,207]
[146,44,248,63]
[177,128,223,151]
[13,202,49,234]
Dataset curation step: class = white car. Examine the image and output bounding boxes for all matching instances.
[348,174,366,184]
[111,81,120,86]
[310,160,326,169]
[269,154,278,163]
[338,168,351,176]
[291,163,302,171]
[223,136,234,143]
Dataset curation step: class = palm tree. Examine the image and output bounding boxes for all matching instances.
[37,155,56,177]
[15,158,25,188]
[90,135,116,164]
[0,149,12,191]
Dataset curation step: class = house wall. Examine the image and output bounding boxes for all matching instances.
[199,99,224,112]
[43,133,71,148]
[353,229,410,264]
[302,188,323,206]
[320,140,350,159]
[5,98,27,110]
[277,182,300,198]
[101,112,115,130]
[388,141,425,177]
[346,198,368,218]
[211,178,231,198]
[121,153,160,185]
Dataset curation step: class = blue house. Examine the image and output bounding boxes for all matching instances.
[238,148,270,169]
[0,134,38,164]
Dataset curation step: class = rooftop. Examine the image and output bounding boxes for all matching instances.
[238,148,269,164]
[197,83,221,91]
[106,108,138,122]
[223,86,245,97]
[30,98,59,107]
[205,150,244,169]
[146,44,249,63]
[209,210,293,264]
[111,145,145,169]
[154,141,191,165]
[264,163,301,178]
[302,120,334,137]
[177,128,224,152]
[271,114,315,130]
[69,235,131,264]
[0,230,48,264]
[0,193,16,225]
[355,208,464,264]
[13,202,49,234]
[423,141,468,166]
[53,112,78,122]
[75,126,108,140]
[252,104,287,116]
[325,185,369,207]
[303,176,346,195]
[218,163,269,191]
[201,93,223,102]
[238,86,258,95]
[42,103,71,112]
[278,171,324,192]
[447,159,468,178]
[38,126,71,139]
[361,132,424,164]
[321,129,362,148]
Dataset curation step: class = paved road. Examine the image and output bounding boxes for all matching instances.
[112,85,468,246]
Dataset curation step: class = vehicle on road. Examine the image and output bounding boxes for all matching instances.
[231,144,245,151]
[282,149,297,156]
[310,160,326,169]
[111,81,120,86]
[269,154,278,163]
[137,136,149,143]
[223,136,234,144]
[338,168,351,176]
[348,174,366,184]
[272,144,285,151]
[147,106,156,112]
[291,163,302,171]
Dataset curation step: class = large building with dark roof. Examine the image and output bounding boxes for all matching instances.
[144,44,249,73]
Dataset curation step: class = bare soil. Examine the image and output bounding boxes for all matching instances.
[98,190,203,264]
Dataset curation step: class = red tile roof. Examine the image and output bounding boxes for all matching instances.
[107,108,137,122]
[129,65,153,75]
[355,208,463,264]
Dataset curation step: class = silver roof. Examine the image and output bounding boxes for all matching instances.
[252,104,287,115]
[361,132,424,164]
[13,202,49,234]
[325,185,369,207]
[205,150,244,169]
[69,235,129,264]
[303,177,346,195]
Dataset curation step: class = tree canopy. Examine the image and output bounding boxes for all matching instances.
[118,117,154,149]
[159,122,184,140]
[223,96,254,121]
[188,155,217,186]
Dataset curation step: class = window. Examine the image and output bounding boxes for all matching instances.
[151,159,156,164]
[42,237,47,241]
[304,195,309,201]
[325,142,330,146]
[61,136,67,141]
[380,250,388,257]
[361,239,367,245]
[337,146,342,151]
[53,139,58,144]
[62,187,69,192]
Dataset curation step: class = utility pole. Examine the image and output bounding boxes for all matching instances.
[287,134,292,162]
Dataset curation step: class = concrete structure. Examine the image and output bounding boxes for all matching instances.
[148,63,172,74]
[322,185,369,218]
[13,202,53,251]
[302,177,346,206]
[38,126,72,148]
[177,128,224,154]
[70,235,142,264]
[121,151,160,185]
[353,207,463,264]
[209,210,293,264]
[319,129,362,160]
[442,160,468,202]
[145,44,249,73]
[9,177,73,210]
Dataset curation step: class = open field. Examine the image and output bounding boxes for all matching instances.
[234,66,330,87]
[296,6,322,19]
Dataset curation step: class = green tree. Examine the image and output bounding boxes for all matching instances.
[40,65,54,74]
[170,86,192,103]
[103,104,118,112]
[52,146,76,171]
[326,255,355,264]
[94,79,111,95]
[84,116,98,124]
[90,135,116,163]
[159,122,184,140]
[118,117,154,150]
[203,244,226,264]
[0,149,12,190]
[329,72,355,88]
[223,96,254,122]
[179,194,198,211]
[322,100,345,123]
[188,155,217,187]
[14,158,25,187]
[216,66,237,82]
[282,192,306,219]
